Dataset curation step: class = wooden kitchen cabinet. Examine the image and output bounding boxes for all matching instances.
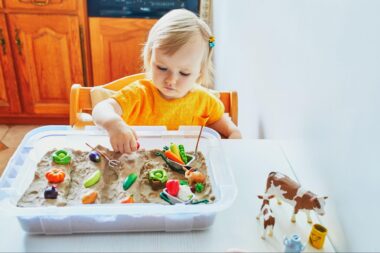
[0,0,90,124]
[90,17,156,85]
[8,14,83,115]
[3,0,77,12]
[0,14,21,114]
[0,0,182,124]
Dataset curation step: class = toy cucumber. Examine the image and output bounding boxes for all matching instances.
[123,172,137,191]
[83,170,101,188]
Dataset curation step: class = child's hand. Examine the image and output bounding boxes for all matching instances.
[106,120,139,154]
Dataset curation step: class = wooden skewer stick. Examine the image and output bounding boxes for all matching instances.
[85,142,112,161]
[194,125,204,156]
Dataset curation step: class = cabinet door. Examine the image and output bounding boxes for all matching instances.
[90,18,156,85]
[8,14,83,115]
[0,14,21,113]
[4,0,77,12]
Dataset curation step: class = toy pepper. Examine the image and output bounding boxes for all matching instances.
[166,180,180,196]
[52,150,71,165]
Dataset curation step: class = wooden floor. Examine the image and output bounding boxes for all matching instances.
[0,125,40,176]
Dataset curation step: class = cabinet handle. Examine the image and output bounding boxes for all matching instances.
[31,0,50,6]
[15,29,22,55]
[18,0,50,6]
[18,0,50,5]
[0,29,6,55]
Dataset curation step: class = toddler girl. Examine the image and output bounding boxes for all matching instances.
[92,9,241,153]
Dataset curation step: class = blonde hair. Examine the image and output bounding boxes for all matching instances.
[142,9,214,87]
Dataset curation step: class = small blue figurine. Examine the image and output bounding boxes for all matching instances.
[283,234,305,253]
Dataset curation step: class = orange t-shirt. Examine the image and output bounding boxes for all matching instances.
[112,79,224,130]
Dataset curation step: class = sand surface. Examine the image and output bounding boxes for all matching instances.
[17,146,214,207]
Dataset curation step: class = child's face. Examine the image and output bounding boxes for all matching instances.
[151,35,205,99]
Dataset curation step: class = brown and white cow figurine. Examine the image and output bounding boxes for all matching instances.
[265,171,328,224]
[256,194,275,239]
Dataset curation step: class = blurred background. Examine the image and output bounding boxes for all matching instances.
[214,0,380,251]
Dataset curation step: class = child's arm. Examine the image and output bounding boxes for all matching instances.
[208,114,242,139]
[92,98,139,153]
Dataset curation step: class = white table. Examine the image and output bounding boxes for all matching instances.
[0,140,336,252]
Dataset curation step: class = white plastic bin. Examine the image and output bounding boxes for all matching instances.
[0,126,237,234]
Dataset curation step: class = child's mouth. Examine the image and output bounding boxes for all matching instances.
[163,86,175,91]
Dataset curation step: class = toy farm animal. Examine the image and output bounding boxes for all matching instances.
[265,172,328,223]
[256,194,275,239]
[184,167,206,186]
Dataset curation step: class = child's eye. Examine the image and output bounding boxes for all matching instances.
[157,65,167,71]
[180,72,191,77]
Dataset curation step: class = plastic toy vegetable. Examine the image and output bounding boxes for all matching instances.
[155,151,184,174]
[195,183,205,193]
[178,144,188,164]
[170,143,180,157]
[89,151,101,163]
[52,150,71,165]
[45,168,65,183]
[149,168,168,183]
[166,179,180,196]
[120,194,134,204]
[83,170,101,188]
[44,185,58,199]
[164,150,184,165]
[179,180,188,185]
[148,168,168,190]
[82,190,98,204]
[123,172,137,190]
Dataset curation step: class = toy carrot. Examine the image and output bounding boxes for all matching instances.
[164,150,185,165]
[120,194,134,204]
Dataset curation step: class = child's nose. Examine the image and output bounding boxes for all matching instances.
[165,73,177,86]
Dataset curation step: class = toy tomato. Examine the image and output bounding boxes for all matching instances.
[166,179,180,196]
[45,168,65,183]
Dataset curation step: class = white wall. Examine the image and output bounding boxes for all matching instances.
[213,0,380,251]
